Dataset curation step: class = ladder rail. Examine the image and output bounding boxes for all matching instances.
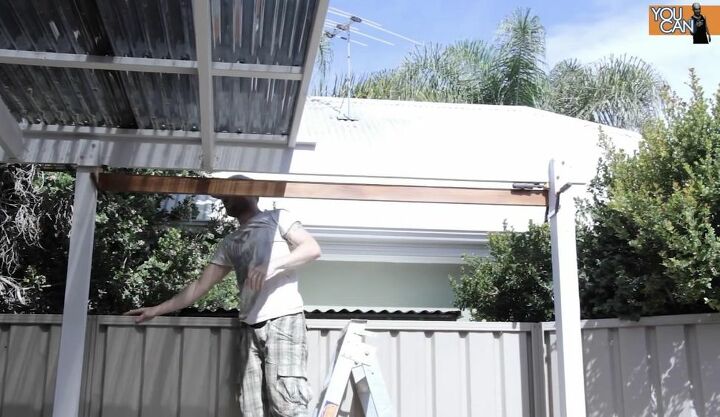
[313,320,395,417]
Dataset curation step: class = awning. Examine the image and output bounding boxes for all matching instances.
[0,0,329,172]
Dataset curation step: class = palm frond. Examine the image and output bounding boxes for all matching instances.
[548,55,665,129]
[495,8,547,106]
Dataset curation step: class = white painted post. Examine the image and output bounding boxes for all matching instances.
[191,0,216,172]
[51,167,98,417]
[0,96,24,161]
[547,159,587,417]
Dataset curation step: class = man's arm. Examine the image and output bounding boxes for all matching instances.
[246,224,322,290]
[707,21,712,42]
[124,263,232,323]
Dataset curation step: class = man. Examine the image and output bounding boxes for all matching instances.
[691,2,711,44]
[125,175,322,417]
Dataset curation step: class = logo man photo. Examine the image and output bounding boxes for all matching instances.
[692,2,712,43]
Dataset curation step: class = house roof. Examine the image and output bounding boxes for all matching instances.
[290,96,641,183]
[0,0,329,172]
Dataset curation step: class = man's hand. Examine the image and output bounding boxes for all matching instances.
[245,261,284,291]
[124,306,160,324]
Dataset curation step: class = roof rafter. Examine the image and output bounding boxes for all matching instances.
[22,124,290,145]
[0,48,303,80]
[192,0,216,171]
[288,0,330,147]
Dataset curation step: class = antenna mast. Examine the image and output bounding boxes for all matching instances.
[323,8,422,121]
[324,15,364,120]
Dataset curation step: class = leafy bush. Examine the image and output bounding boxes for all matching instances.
[579,71,720,318]
[451,222,554,322]
[1,167,239,313]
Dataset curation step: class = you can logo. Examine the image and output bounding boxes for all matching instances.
[650,6,693,33]
[649,3,716,43]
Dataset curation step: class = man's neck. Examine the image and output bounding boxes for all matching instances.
[238,208,262,225]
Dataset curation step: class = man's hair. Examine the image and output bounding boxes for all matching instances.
[227,174,259,202]
[228,174,252,180]
[693,2,701,10]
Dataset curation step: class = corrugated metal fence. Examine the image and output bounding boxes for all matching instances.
[1,313,719,417]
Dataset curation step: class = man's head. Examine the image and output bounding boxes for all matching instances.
[693,2,702,16]
[215,174,259,219]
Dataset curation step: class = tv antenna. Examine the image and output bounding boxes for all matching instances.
[323,7,422,121]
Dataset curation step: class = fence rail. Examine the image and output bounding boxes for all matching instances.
[1,313,719,417]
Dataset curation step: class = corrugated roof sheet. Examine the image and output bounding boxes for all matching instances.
[305,306,463,321]
[0,65,136,127]
[0,0,316,134]
[305,306,461,315]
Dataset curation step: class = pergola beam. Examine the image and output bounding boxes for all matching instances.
[0,48,303,80]
[96,173,548,206]
[0,96,24,160]
[192,0,216,171]
[288,0,330,147]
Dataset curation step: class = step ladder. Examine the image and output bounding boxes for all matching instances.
[314,320,395,417]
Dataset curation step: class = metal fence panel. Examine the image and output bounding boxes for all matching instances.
[1,314,719,417]
[544,314,720,417]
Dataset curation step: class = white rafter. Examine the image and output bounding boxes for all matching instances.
[0,96,23,160]
[18,134,313,172]
[0,48,303,80]
[287,0,330,147]
[21,124,289,144]
[191,0,215,171]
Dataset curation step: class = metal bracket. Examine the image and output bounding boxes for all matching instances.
[546,160,581,220]
[547,182,572,219]
[89,166,103,190]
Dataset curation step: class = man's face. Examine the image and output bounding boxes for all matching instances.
[219,196,256,218]
[694,5,701,16]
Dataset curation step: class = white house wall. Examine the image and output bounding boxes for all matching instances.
[263,198,545,232]
[208,99,642,310]
[298,261,460,308]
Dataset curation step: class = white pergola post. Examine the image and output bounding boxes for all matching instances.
[191,0,216,172]
[51,167,98,417]
[0,96,24,161]
[548,159,587,417]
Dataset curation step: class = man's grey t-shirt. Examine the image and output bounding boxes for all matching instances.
[211,209,305,324]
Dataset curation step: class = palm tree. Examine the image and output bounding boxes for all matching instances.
[494,8,546,106]
[547,56,663,129]
[325,8,664,130]
[331,41,498,103]
[332,8,546,106]
[313,35,334,96]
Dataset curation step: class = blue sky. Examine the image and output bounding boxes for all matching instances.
[317,0,720,99]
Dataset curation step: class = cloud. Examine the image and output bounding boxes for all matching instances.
[545,2,720,99]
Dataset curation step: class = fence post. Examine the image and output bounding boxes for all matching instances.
[531,322,548,417]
